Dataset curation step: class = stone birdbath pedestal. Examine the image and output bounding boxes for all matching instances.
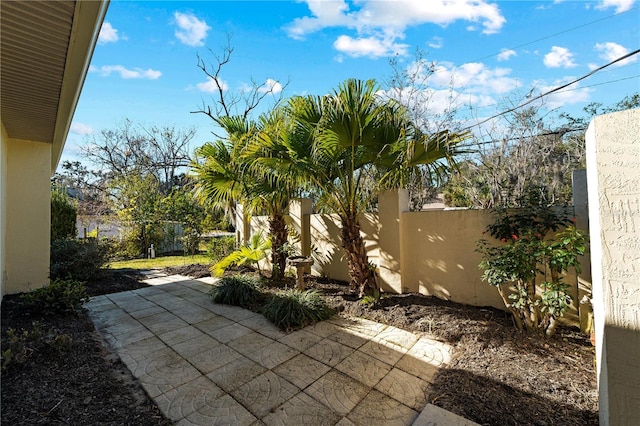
[287,256,314,290]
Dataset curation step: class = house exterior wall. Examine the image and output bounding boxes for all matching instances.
[2,134,51,295]
[586,108,640,426]
[1,123,7,299]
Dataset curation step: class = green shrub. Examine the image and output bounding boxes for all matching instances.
[208,275,263,308]
[477,205,587,338]
[120,226,165,259]
[206,235,236,263]
[50,238,108,281]
[21,279,89,316]
[51,189,77,240]
[261,289,334,331]
[1,322,73,371]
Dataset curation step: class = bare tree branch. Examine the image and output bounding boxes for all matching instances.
[191,34,289,135]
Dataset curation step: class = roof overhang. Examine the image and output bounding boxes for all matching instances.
[0,0,109,173]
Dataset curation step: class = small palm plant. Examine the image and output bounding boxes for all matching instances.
[210,231,271,277]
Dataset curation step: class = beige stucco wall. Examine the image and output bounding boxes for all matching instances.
[251,200,584,323]
[586,108,640,426]
[309,213,379,282]
[378,189,409,293]
[401,209,505,309]
[2,136,51,295]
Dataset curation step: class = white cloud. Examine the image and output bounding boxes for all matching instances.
[382,60,520,127]
[92,65,162,80]
[258,79,283,94]
[595,0,636,13]
[543,46,577,68]
[594,42,637,66]
[497,49,517,61]
[428,37,443,49]
[286,0,352,40]
[70,122,94,135]
[333,35,409,58]
[98,22,120,44]
[174,12,210,47]
[431,62,518,95]
[287,0,505,36]
[286,0,505,58]
[196,77,228,93]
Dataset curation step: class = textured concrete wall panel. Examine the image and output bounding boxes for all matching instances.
[586,108,640,426]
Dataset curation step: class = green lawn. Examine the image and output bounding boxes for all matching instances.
[109,254,211,270]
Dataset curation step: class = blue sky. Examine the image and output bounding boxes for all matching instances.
[63,0,639,166]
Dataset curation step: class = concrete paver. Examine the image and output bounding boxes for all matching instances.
[304,370,370,416]
[85,273,478,425]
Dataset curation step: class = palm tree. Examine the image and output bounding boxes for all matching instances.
[191,115,256,230]
[288,79,469,297]
[243,109,311,278]
[192,113,302,279]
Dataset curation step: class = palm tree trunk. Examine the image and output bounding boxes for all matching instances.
[341,213,377,297]
[269,213,288,279]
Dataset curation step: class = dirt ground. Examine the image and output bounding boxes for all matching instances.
[1,266,598,426]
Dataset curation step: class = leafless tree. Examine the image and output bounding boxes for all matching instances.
[445,104,586,208]
[81,119,195,193]
[384,49,464,209]
[191,35,289,135]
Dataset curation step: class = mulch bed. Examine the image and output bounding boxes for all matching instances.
[2,266,598,425]
[323,286,599,426]
[1,270,172,426]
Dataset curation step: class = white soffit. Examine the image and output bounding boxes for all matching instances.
[0,0,108,172]
[1,1,76,143]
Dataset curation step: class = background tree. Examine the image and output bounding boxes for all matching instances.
[51,189,77,241]
[112,173,165,257]
[52,160,109,216]
[162,184,207,255]
[443,93,639,208]
[77,119,198,257]
[82,119,194,190]
[385,49,465,209]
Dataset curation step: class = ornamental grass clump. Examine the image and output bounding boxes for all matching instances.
[477,203,587,338]
[261,289,334,331]
[207,275,263,309]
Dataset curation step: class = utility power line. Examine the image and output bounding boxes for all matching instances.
[464,73,639,112]
[462,49,640,131]
[459,127,588,149]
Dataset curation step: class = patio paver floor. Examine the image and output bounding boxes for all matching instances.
[85,272,478,426]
